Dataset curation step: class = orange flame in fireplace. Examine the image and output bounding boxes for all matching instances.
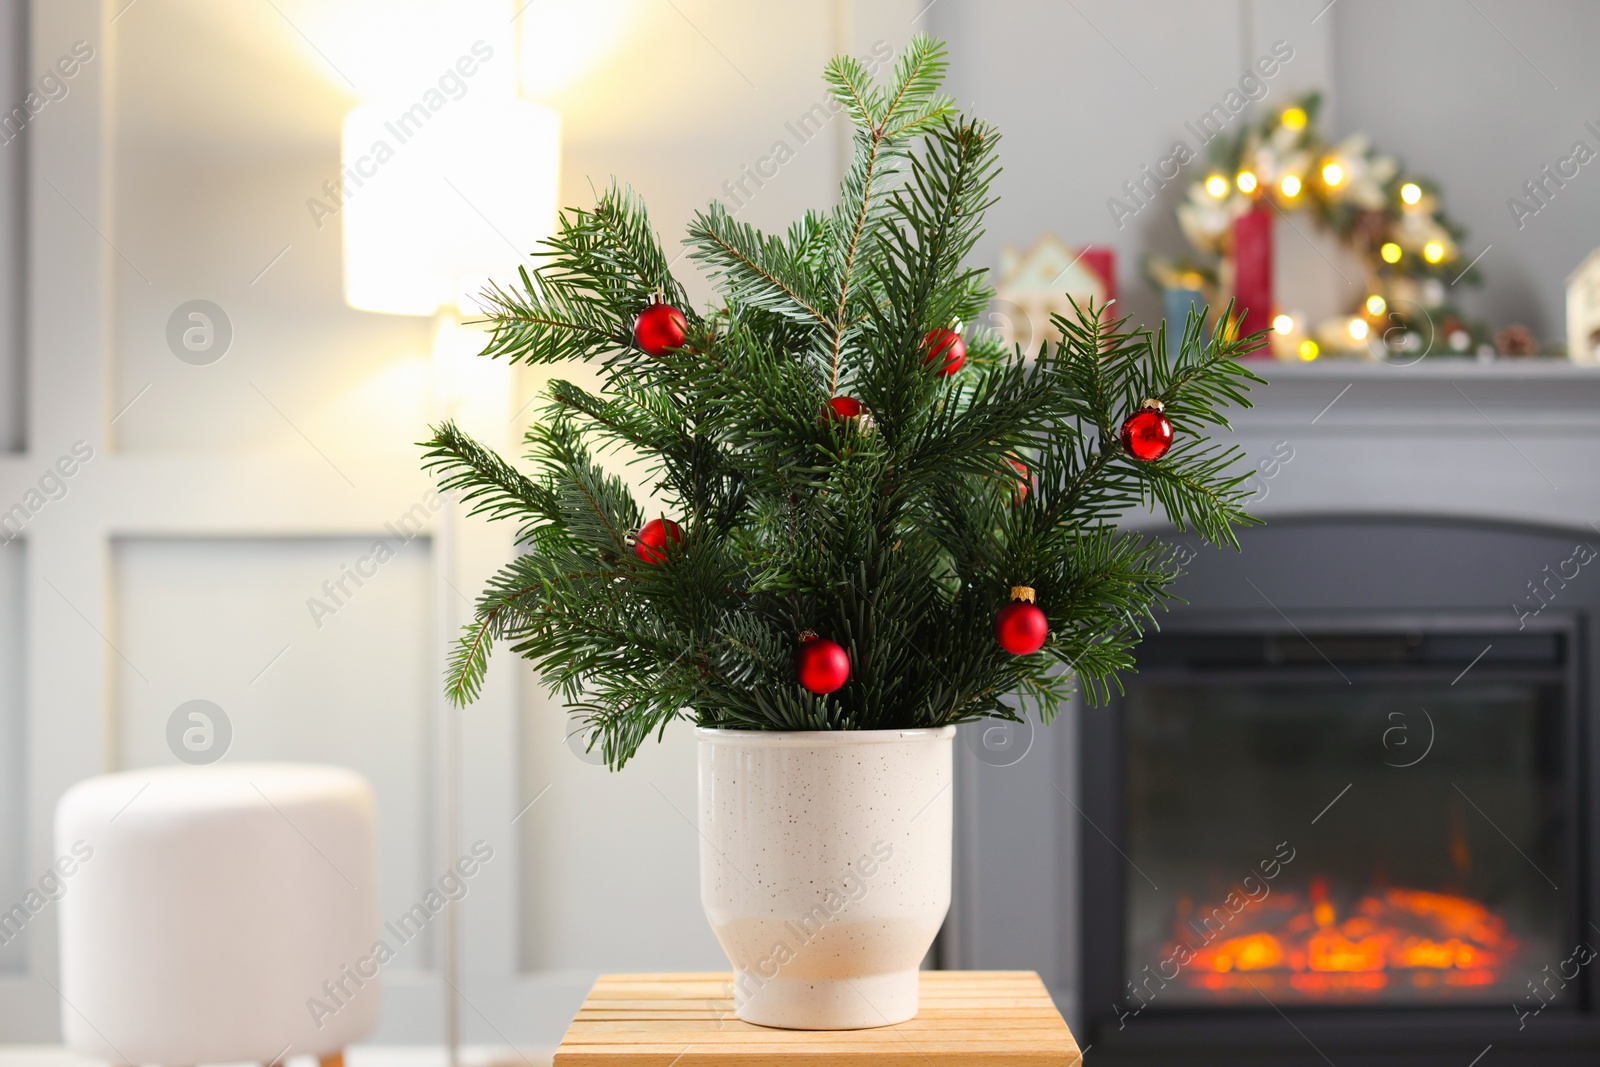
[1172,879,1513,997]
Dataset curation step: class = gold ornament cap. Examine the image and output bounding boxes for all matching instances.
[1010,585,1036,603]
[1139,398,1165,413]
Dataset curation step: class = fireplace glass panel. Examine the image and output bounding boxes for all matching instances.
[1121,630,1572,1008]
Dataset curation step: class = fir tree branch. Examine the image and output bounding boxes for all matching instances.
[686,204,835,328]
[421,421,557,543]
[821,34,956,394]
[474,182,687,369]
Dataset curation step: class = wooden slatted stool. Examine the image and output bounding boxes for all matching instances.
[554,970,1082,1066]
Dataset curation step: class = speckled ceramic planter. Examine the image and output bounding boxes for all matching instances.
[696,726,955,1030]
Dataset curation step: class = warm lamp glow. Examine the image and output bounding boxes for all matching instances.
[1321,161,1344,186]
[1380,242,1403,264]
[343,100,560,315]
[287,2,518,102]
[1236,171,1258,194]
[1349,318,1370,341]
[1400,182,1422,205]
[517,0,641,97]
[1281,106,1307,130]
[1279,175,1302,198]
[1205,174,1229,198]
[1272,314,1294,335]
[1366,295,1386,316]
[1423,241,1446,263]
[433,312,512,420]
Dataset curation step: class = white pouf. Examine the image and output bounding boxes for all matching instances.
[55,763,382,1066]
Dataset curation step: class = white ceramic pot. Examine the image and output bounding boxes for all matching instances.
[696,726,955,1030]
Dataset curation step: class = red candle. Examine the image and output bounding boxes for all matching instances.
[1079,246,1117,308]
[1232,206,1273,353]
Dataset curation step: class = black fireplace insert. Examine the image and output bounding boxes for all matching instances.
[1079,610,1600,1066]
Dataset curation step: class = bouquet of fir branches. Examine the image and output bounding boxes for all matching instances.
[422,36,1264,769]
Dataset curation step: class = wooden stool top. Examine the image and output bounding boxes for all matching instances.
[553,970,1082,1066]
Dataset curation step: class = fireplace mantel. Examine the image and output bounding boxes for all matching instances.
[1220,360,1600,534]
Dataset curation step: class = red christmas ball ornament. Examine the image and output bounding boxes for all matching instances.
[1120,399,1173,462]
[633,301,688,357]
[1003,454,1034,505]
[796,632,851,694]
[821,395,876,436]
[825,395,863,421]
[633,517,682,564]
[921,327,966,376]
[995,586,1048,655]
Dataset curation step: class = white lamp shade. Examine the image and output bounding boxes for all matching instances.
[343,99,560,315]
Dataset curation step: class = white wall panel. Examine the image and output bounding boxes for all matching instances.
[112,537,438,968]
[109,152,435,457]
[518,685,724,973]
[0,543,23,973]
[109,0,433,455]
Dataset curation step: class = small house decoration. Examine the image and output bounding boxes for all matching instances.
[1567,247,1600,364]
[995,234,1115,351]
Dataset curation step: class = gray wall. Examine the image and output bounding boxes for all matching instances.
[0,0,21,452]
[1333,0,1600,341]
[928,0,1598,343]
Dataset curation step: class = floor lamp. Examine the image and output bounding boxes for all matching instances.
[341,95,559,1065]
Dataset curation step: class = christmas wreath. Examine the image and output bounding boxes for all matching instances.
[1163,93,1487,357]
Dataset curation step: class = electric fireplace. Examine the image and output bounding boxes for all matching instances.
[1079,610,1600,1066]
[929,377,1600,1065]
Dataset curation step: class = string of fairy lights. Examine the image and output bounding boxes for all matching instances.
[1151,93,1488,360]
